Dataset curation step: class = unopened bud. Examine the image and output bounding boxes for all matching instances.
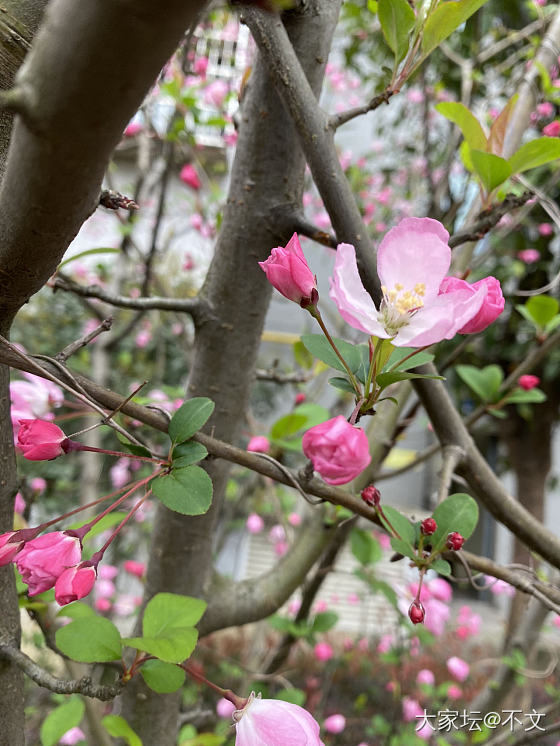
[421,517,437,536]
[361,485,381,507]
[446,531,464,551]
[408,600,425,625]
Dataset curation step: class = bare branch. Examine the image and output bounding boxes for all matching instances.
[56,317,113,362]
[448,191,533,249]
[99,189,139,212]
[0,643,122,700]
[290,216,338,249]
[255,367,310,383]
[328,88,396,130]
[436,444,465,504]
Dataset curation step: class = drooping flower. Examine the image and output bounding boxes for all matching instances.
[234,693,325,746]
[259,234,317,306]
[17,419,68,461]
[329,218,499,347]
[55,563,97,605]
[302,416,371,485]
[16,532,81,596]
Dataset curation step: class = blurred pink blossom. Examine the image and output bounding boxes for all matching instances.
[323,714,346,734]
[31,477,47,493]
[447,656,469,682]
[216,697,235,718]
[403,697,423,722]
[247,436,270,453]
[417,669,435,686]
[538,222,553,236]
[314,642,334,662]
[246,513,264,534]
[517,249,540,263]
[288,513,302,527]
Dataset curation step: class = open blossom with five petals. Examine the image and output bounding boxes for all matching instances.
[234,692,325,746]
[259,234,317,306]
[16,532,82,596]
[329,217,503,346]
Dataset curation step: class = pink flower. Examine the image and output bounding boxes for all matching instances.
[99,564,118,580]
[110,459,130,489]
[274,541,289,557]
[446,656,469,682]
[259,234,317,306]
[288,513,302,527]
[123,121,143,137]
[246,513,264,534]
[417,669,435,686]
[485,576,515,597]
[16,532,81,596]
[55,564,97,605]
[376,634,394,653]
[30,477,47,493]
[203,79,229,108]
[424,599,450,636]
[60,727,86,745]
[426,577,452,602]
[517,249,540,263]
[14,493,26,515]
[519,374,540,391]
[247,436,270,453]
[295,393,306,405]
[439,276,504,334]
[124,560,146,578]
[330,218,492,346]
[235,693,325,746]
[302,416,371,485]
[194,57,209,77]
[323,714,346,734]
[217,697,236,719]
[180,163,201,190]
[538,222,553,236]
[0,531,25,566]
[537,102,554,118]
[447,684,462,700]
[95,598,112,613]
[403,697,423,722]
[543,120,560,137]
[314,642,334,662]
[17,419,68,461]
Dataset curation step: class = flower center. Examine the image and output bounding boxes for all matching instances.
[378,282,426,336]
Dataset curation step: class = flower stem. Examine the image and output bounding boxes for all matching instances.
[308,307,362,395]
[64,441,166,465]
[386,345,430,373]
[181,663,246,710]
[91,488,154,559]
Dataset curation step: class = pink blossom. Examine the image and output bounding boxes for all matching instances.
[224,131,238,147]
[59,727,86,745]
[16,532,81,595]
[288,513,302,527]
[403,697,423,722]
[294,392,306,405]
[203,79,229,108]
[180,163,201,190]
[538,222,554,236]
[347,593,360,605]
[537,102,554,118]
[439,276,504,334]
[95,598,112,613]
[95,578,115,598]
[31,477,47,493]
[426,577,452,602]
[55,564,97,605]
[485,576,515,597]
[246,513,264,534]
[302,416,371,485]
[259,234,317,306]
[269,524,286,543]
[99,564,118,580]
[194,57,209,77]
[518,374,540,391]
[274,541,289,557]
[323,714,346,734]
[135,329,152,348]
[124,560,146,578]
[235,693,325,746]
[446,656,469,682]
[110,459,130,489]
[123,121,143,137]
[543,120,560,136]
[0,531,25,566]
[416,722,434,741]
[217,697,236,718]
[417,669,435,686]
[447,684,463,700]
[314,642,334,661]
[247,436,270,453]
[517,249,540,263]
[377,634,394,653]
[14,493,25,515]
[330,218,493,346]
[424,599,450,636]
[17,419,68,461]
[314,600,328,613]
[183,253,195,271]
[288,599,301,615]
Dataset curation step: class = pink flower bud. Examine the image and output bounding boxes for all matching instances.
[361,485,380,507]
[124,560,146,578]
[417,669,435,686]
[60,727,86,745]
[55,564,97,605]
[288,512,301,527]
[294,392,306,405]
[259,234,318,306]
[16,532,81,596]
[408,601,425,625]
[14,492,26,515]
[448,684,462,700]
[194,57,209,77]
[217,697,236,719]
[303,416,371,485]
[421,517,437,535]
[0,531,25,566]
[517,249,540,263]
[323,714,346,734]
[123,121,143,137]
[180,163,201,190]
[247,436,270,453]
[17,419,68,461]
[439,276,505,334]
[246,513,264,534]
[447,655,469,682]
[538,222,554,236]
[446,532,465,551]
[518,374,540,391]
[234,692,323,746]
[314,642,334,662]
[543,120,560,137]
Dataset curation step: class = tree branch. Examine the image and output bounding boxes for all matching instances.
[328,88,396,130]
[448,191,533,249]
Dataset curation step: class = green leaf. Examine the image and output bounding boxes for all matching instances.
[293,340,313,369]
[505,388,547,404]
[270,414,308,440]
[56,617,122,662]
[143,592,207,634]
[378,0,416,61]
[351,528,382,565]
[40,697,85,746]
[102,715,142,746]
[430,558,452,576]
[123,628,198,664]
[311,611,339,633]
[168,398,215,443]
[381,506,415,544]
[57,247,120,270]
[116,432,153,459]
[456,364,503,403]
[470,149,512,192]
[56,601,95,619]
[300,334,362,375]
[180,735,225,746]
[508,137,560,174]
[328,376,356,394]
[421,0,489,58]
[487,95,518,156]
[384,347,435,372]
[390,536,418,561]
[276,688,306,706]
[435,102,487,151]
[140,659,186,693]
[171,440,208,468]
[430,493,479,553]
[522,295,559,328]
[152,465,213,515]
[375,371,443,388]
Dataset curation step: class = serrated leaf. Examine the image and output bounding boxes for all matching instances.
[300,334,362,375]
[168,398,215,443]
[430,493,479,553]
[123,628,198,664]
[152,466,213,515]
[421,0,489,58]
[456,364,503,403]
[102,715,142,746]
[378,0,416,61]
[56,617,122,662]
[470,149,512,192]
[40,697,85,746]
[171,440,208,467]
[435,102,487,151]
[351,528,382,565]
[140,659,186,693]
[509,136,560,174]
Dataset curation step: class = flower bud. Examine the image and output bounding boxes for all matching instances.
[17,419,69,461]
[518,374,540,391]
[446,531,465,551]
[408,600,425,625]
[302,416,371,485]
[421,517,437,535]
[361,485,381,507]
[259,234,317,306]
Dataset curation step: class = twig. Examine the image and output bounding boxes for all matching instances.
[255,368,311,383]
[448,191,533,248]
[436,444,465,503]
[251,452,324,505]
[290,216,338,249]
[328,88,396,130]
[0,643,122,700]
[56,317,113,362]
[99,189,139,211]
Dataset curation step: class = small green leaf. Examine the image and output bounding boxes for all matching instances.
[40,697,85,746]
[351,528,382,565]
[421,0,489,58]
[375,371,443,388]
[521,295,559,328]
[311,611,339,633]
[56,601,95,619]
[270,414,308,440]
[140,659,186,693]
[508,136,560,174]
[168,398,215,443]
[293,340,313,369]
[456,364,503,403]
[430,493,479,553]
[143,592,207,634]
[505,388,547,405]
[328,376,356,393]
[378,0,416,61]
[435,102,487,151]
[123,628,198,664]
[390,536,418,561]
[430,558,452,576]
[171,440,208,467]
[470,149,512,192]
[152,465,213,515]
[116,431,153,459]
[384,347,435,372]
[300,334,362,375]
[276,688,306,706]
[56,617,122,662]
[102,715,142,746]
[381,505,415,544]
